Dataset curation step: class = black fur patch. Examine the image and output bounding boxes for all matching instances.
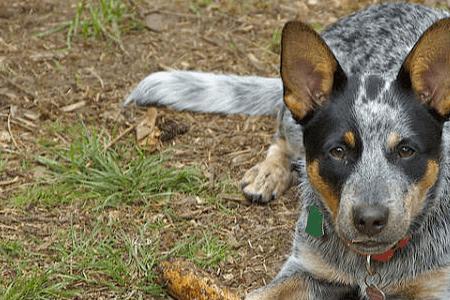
[303,78,361,196]
[386,82,443,183]
[364,75,385,101]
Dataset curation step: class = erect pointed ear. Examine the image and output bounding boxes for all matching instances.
[281,21,346,122]
[397,18,450,118]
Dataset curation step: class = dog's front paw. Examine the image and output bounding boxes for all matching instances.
[240,160,294,203]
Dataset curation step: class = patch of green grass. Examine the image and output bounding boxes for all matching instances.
[310,22,325,32]
[169,232,231,269]
[0,154,6,174]
[56,225,130,288]
[1,271,76,300]
[205,176,240,215]
[68,0,142,49]
[0,241,23,259]
[38,0,142,50]
[270,28,282,54]
[122,226,163,294]
[0,220,165,298]
[50,220,163,296]
[12,125,206,208]
[12,183,74,207]
[189,0,214,14]
[6,119,235,297]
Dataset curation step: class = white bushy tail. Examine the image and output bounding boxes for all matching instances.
[124,71,283,116]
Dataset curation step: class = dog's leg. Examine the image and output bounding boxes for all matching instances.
[240,137,296,203]
[241,107,303,203]
[385,266,450,300]
[245,273,358,300]
[245,275,308,300]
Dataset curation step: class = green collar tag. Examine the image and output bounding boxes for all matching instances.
[305,205,324,238]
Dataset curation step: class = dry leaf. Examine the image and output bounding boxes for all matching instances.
[136,107,161,152]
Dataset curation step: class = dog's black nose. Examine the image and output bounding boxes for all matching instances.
[353,205,389,236]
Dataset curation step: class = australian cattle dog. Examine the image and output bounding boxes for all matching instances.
[125,3,450,299]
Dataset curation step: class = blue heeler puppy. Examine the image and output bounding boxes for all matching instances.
[125,3,450,299]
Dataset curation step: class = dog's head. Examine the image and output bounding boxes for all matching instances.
[281,19,450,254]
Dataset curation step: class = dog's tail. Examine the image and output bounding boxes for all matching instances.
[123,71,283,116]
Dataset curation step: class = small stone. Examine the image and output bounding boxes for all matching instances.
[145,13,167,32]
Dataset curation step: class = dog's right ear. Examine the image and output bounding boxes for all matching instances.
[281,21,346,122]
[397,18,450,118]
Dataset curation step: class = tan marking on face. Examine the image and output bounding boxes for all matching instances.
[298,244,355,285]
[307,160,339,217]
[245,276,309,300]
[343,131,356,148]
[387,132,401,150]
[386,267,450,299]
[404,160,439,219]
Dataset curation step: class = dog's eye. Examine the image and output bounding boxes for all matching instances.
[329,146,346,160]
[398,145,415,158]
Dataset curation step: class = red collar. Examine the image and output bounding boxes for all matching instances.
[370,237,410,262]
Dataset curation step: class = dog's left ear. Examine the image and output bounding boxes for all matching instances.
[281,21,346,122]
[398,18,450,117]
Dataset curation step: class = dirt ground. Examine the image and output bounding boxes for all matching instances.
[1,0,449,299]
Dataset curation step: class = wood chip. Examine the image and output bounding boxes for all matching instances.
[0,130,11,143]
[60,100,86,112]
[24,111,41,121]
[158,259,241,300]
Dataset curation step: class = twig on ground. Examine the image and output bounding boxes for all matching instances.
[103,124,136,151]
[60,100,86,112]
[158,259,241,300]
[86,67,105,89]
[7,110,20,150]
[0,176,19,186]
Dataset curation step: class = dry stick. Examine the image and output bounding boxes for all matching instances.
[10,118,35,132]
[54,132,70,146]
[103,124,136,151]
[7,111,20,150]
[0,176,19,186]
[158,259,241,300]
[87,67,104,89]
